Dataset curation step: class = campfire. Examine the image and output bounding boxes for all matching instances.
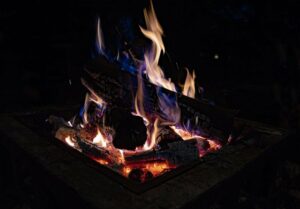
[48,1,234,183]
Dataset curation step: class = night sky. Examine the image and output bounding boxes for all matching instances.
[1,0,299,127]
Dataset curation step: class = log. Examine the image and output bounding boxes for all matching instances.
[83,56,237,141]
[125,139,199,165]
[75,137,122,165]
[105,107,147,150]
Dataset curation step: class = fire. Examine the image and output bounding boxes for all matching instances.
[140,0,176,92]
[80,78,106,125]
[144,161,174,176]
[93,157,109,165]
[133,68,148,123]
[133,67,161,151]
[93,128,108,148]
[96,18,105,55]
[169,125,206,140]
[122,161,175,179]
[140,1,197,100]
[51,0,224,183]
[207,139,222,151]
[142,118,159,150]
[65,136,75,147]
[182,69,196,98]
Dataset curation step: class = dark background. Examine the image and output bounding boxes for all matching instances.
[1,1,300,208]
[1,0,300,128]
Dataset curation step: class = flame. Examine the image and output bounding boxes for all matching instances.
[132,66,161,151]
[157,90,181,125]
[82,93,90,124]
[96,18,105,55]
[140,0,165,65]
[80,79,106,124]
[182,69,196,98]
[93,128,108,148]
[55,1,219,183]
[207,139,222,151]
[140,0,176,92]
[142,118,160,150]
[140,0,197,100]
[119,149,125,164]
[93,157,109,165]
[133,68,148,124]
[65,136,75,147]
[170,125,206,140]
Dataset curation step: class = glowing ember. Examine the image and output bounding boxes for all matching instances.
[93,157,109,165]
[122,161,175,179]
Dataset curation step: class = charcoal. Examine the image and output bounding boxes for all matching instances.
[105,107,147,150]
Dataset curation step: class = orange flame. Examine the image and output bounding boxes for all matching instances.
[207,139,222,151]
[142,118,160,150]
[182,68,196,98]
[140,0,176,92]
[132,67,161,151]
[169,125,206,140]
[140,0,197,99]
[92,128,108,148]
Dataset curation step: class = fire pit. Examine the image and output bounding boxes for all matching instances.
[0,1,290,208]
[45,1,237,186]
[0,112,287,208]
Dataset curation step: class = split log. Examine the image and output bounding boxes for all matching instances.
[75,137,122,165]
[125,139,199,165]
[83,57,237,141]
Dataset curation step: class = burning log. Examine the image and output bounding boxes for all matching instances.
[125,139,199,165]
[48,116,122,164]
[83,57,237,141]
[75,137,123,165]
[105,107,147,150]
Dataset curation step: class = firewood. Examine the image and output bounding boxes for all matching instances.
[105,107,147,150]
[125,139,199,165]
[83,57,237,141]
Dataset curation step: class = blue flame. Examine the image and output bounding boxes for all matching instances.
[79,106,85,118]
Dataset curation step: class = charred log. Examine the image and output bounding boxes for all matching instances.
[83,56,237,141]
[105,107,147,150]
[125,139,199,165]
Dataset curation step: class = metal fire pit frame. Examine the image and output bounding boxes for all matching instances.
[0,107,288,209]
